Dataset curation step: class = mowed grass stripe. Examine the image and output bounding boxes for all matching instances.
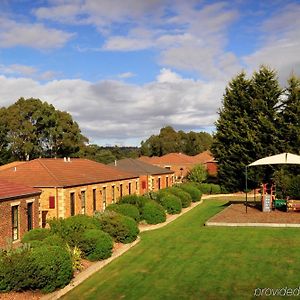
[62,199,300,300]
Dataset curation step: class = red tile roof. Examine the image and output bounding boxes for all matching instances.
[0,161,25,171]
[139,153,195,164]
[0,179,41,201]
[193,150,215,163]
[0,158,138,188]
[109,158,174,176]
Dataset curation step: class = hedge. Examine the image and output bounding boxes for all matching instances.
[79,229,113,261]
[106,203,140,222]
[49,214,101,247]
[178,184,202,202]
[141,200,166,224]
[96,211,139,243]
[119,194,149,212]
[160,194,182,214]
[166,187,192,208]
[0,244,73,293]
[21,228,51,244]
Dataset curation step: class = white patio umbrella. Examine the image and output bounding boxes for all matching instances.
[245,153,300,212]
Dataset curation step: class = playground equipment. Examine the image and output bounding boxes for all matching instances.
[260,182,287,212]
[286,199,300,212]
[246,153,300,213]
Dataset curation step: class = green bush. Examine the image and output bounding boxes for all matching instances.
[21,228,51,244]
[106,203,140,222]
[30,245,73,293]
[160,194,182,214]
[197,183,222,194]
[141,200,166,224]
[49,215,101,247]
[79,229,113,261]
[0,245,33,292]
[119,194,148,212]
[166,187,192,208]
[0,244,73,293]
[178,184,202,202]
[96,211,139,243]
[287,175,300,199]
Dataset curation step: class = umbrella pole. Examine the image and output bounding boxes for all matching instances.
[246,166,248,213]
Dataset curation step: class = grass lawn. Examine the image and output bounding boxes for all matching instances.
[62,198,300,300]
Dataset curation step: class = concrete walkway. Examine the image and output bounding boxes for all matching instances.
[41,198,208,300]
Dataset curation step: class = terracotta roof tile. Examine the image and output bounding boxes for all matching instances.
[193,150,215,163]
[0,158,138,188]
[109,158,174,176]
[0,161,25,171]
[139,153,195,164]
[0,179,41,200]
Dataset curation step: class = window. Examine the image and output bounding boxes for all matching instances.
[93,189,97,212]
[120,184,123,198]
[81,191,86,214]
[152,178,155,190]
[158,178,161,190]
[12,205,19,241]
[166,176,169,188]
[136,180,138,191]
[42,211,48,228]
[112,186,115,203]
[128,182,132,195]
[49,196,55,209]
[142,181,146,189]
[102,187,107,211]
[70,192,75,216]
[27,202,33,231]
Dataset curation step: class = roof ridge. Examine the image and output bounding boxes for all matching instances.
[132,159,153,174]
[36,159,61,186]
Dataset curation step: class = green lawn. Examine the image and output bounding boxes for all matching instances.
[62,198,300,300]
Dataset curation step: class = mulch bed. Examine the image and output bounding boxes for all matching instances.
[207,203,300,224]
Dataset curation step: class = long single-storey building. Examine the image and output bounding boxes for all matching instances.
[0,180,41,248]
[110,158,175,194]
[0,158,139,227]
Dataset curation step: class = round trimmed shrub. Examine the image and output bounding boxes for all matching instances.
[160,194,182,214]
[96,211,139,243]
[166,187,192,208]
[178,184,202,202]
[0,246,33,292]
[49,215,101,247]
[79,229,113,261]
[141,200,166,224]
[119,194,148,212]
[198,183,221,194]
[106,203,140,222]
[30,245,73,293]
[21,228,51,244]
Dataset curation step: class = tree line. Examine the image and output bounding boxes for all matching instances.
[211,66,300,192]
[140,126,213,156]
[0,98,212,165]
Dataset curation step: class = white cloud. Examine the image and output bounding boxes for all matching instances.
[0,64,37,76]
[0,16,74,49]
[243,3,300,83]
[0,70,223,145]
[117,72,135,79]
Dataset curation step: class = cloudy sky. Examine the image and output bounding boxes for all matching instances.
[0,0,299,146]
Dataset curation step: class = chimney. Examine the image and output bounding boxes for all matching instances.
[67,157,71,162]
[114,160,117,166]
[14,167,17,172]
[64,157,67,162]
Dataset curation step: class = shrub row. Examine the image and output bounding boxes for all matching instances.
[0,244,73,293]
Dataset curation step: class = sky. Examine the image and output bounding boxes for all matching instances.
[0,0,299,146]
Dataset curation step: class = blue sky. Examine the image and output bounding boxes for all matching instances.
[0,0,299,146]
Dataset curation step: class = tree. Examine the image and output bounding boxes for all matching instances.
[279,75,300,154]
[1,98,88,161]
[140,126,213,157]
[186,164,207,183]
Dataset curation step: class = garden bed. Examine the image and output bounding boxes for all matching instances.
[206,203,300,227]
